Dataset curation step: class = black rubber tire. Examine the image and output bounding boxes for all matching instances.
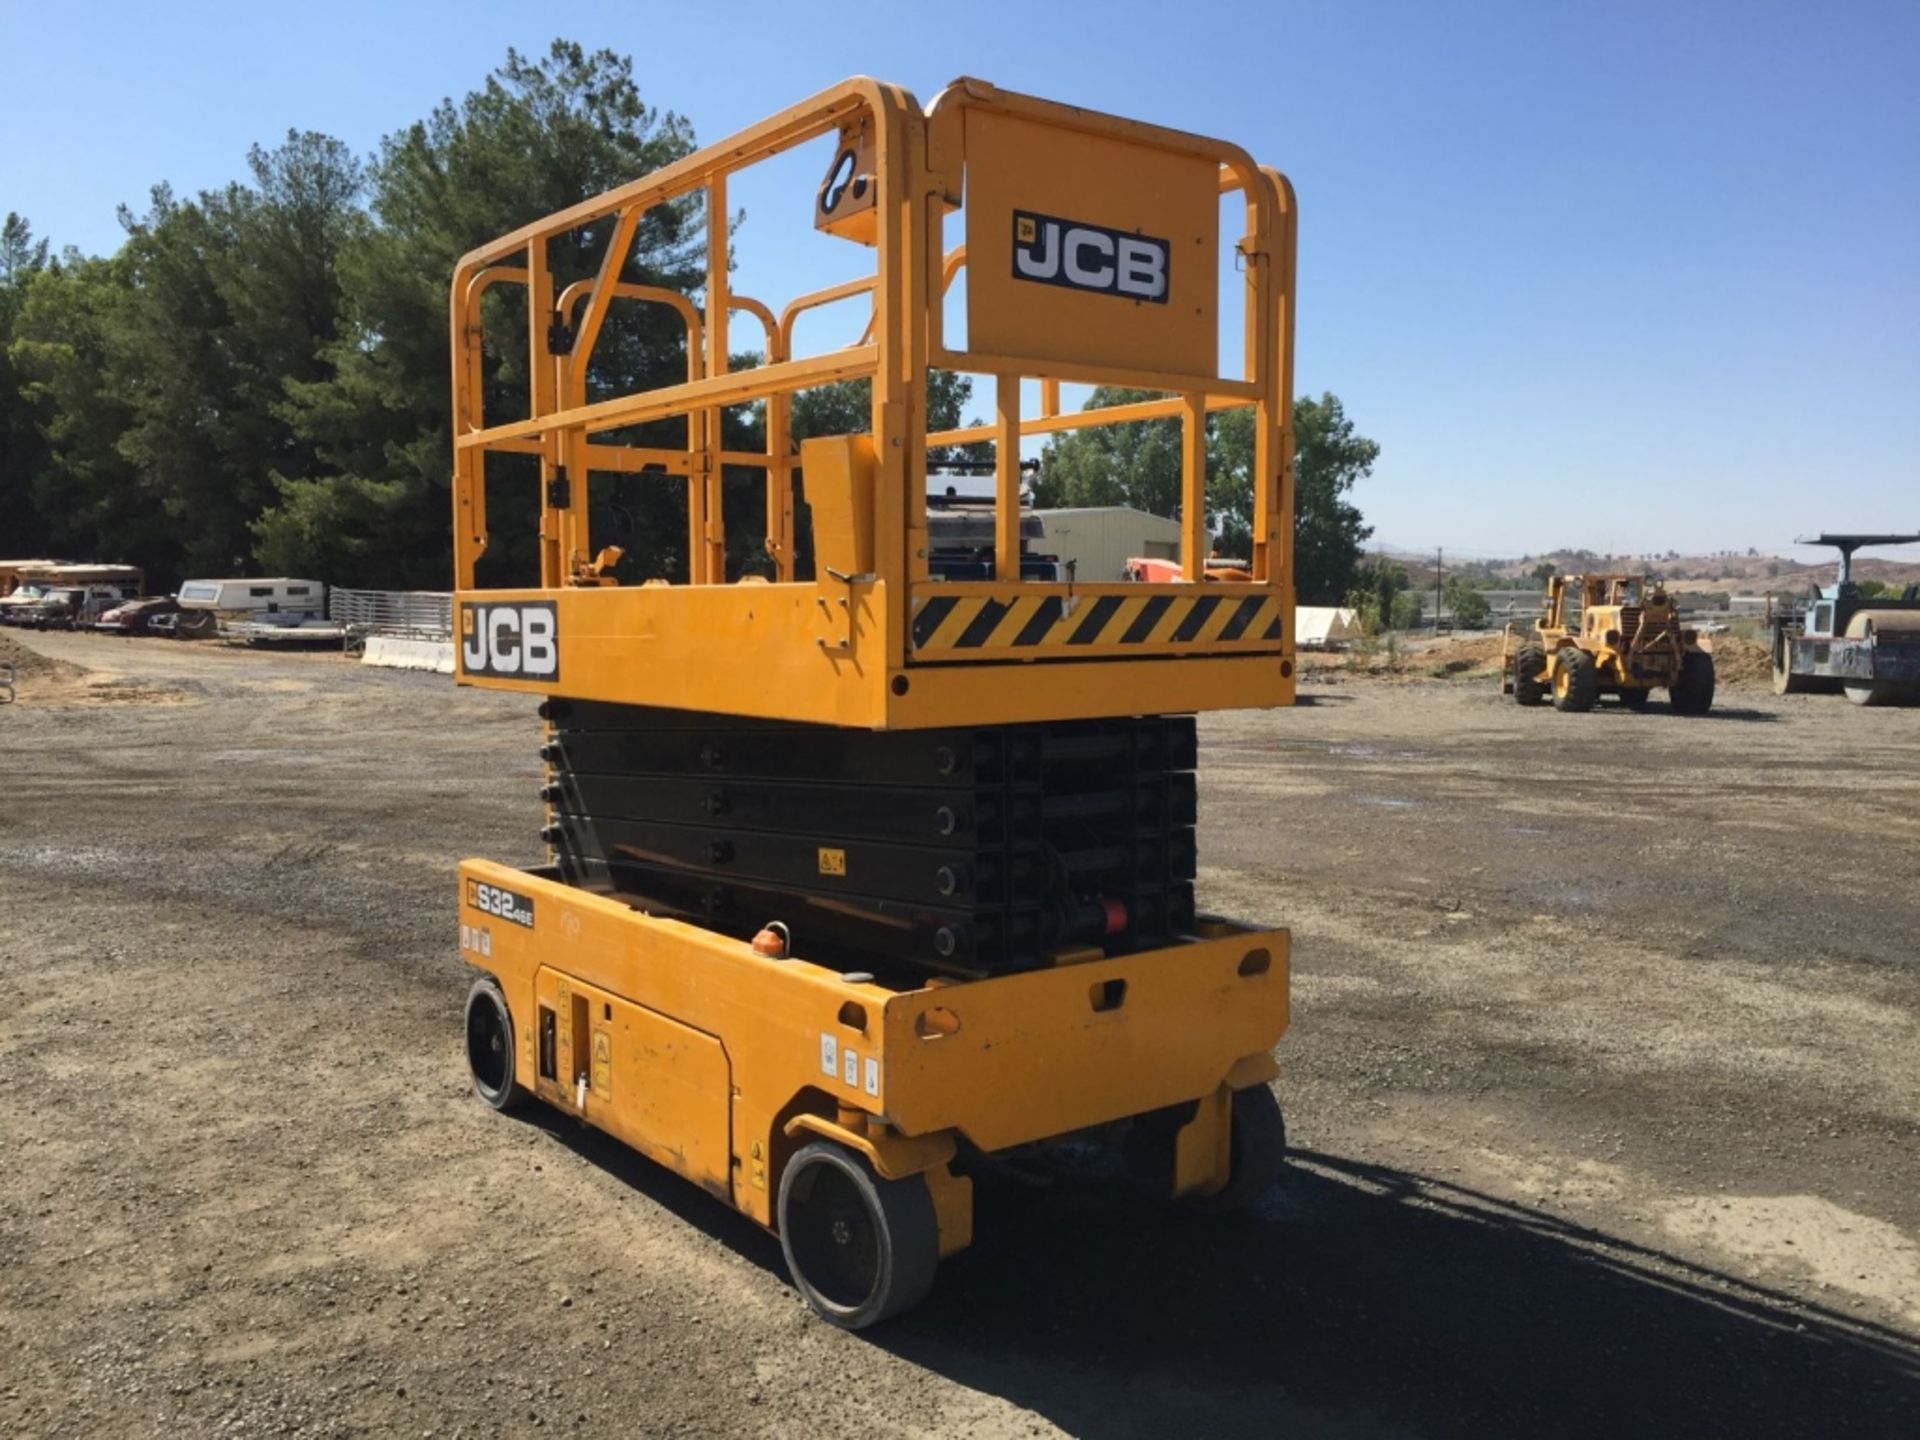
[778,1141,940,1330]
[1670,650,1716,715]
[1193,1085,1289,1214]
[464,976,525,1112]
[1512,646,1548,707]
[1551,649,1598,712]
[1618,687,1652,710]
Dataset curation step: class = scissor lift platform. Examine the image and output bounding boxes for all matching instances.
[451,75,1300,1326]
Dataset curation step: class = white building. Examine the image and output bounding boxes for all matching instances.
[1031,507,1212,582]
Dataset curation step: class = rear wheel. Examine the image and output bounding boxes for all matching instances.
[464,976,524,1112]
[1845,681,1899,707]
[1619,686,1652,710]
[1551,649,1598,712]
[1670,651,1716,715]
[1772,634,1807,695]
[778,1141,939,1329]
[1194,1085,1289,1214]
[1512,646,1548,706]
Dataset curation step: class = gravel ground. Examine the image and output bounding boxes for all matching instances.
[1,630,1916,1438]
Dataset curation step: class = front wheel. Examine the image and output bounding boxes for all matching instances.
[464,976,525,1112]
[1670,651,1716,715]
[1845,681,1899,707]
[778,1142,940,1329]
[1552,649,1599,712]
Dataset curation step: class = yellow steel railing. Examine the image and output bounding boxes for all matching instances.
[451,76,1297,689]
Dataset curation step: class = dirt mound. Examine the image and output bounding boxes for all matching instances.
[1419,633,1507,677]
[0,631,187,706]
[1,631,89,687]
[1703,633,1772,690]
[1298,632,1510,684]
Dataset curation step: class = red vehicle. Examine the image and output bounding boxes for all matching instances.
[93,596,182,636]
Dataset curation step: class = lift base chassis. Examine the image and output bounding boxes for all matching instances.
[458,858,1288,1248]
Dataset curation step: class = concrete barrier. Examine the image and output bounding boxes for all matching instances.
[361,636,455,674]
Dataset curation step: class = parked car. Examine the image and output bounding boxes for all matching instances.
[3,587,85,629]
[93,596,182,635]
[7,583,143,629]
[0,584,54,625]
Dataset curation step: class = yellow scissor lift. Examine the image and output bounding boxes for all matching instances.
[452,77,1299,1327]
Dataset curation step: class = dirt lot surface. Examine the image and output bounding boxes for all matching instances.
[2,630,1917,1438]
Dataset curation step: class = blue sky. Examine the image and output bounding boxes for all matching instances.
[3,0,1915,564]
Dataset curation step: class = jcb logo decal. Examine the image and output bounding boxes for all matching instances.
[460,602,558,680]
[1012,210,1168,304]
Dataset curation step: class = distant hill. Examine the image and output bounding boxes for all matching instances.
[1509,548,1920,592]
[1373,545,1920,593]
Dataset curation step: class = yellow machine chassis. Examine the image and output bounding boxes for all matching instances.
[1499,573,1696,697]
[460,859,1289,1249]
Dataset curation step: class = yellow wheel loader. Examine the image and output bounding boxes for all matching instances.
[450,77,1299,1327]
[1501,573,1714,714]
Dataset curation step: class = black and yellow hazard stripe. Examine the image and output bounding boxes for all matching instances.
[910,588,1285,657]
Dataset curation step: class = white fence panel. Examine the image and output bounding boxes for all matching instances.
[328,588,453,639]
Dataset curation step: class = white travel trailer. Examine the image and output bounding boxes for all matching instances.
[175,578,327,639]
[176,577,326,615]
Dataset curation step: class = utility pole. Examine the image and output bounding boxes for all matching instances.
[1435,547,1444,635]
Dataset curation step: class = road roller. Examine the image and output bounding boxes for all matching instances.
[450,76,1298,1326]
[1769,533,1920,706]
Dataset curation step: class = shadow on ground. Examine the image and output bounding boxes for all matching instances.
[894,1150,1917,1437]
[1538,704,1781,724]
[527,1116,1917,1439]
